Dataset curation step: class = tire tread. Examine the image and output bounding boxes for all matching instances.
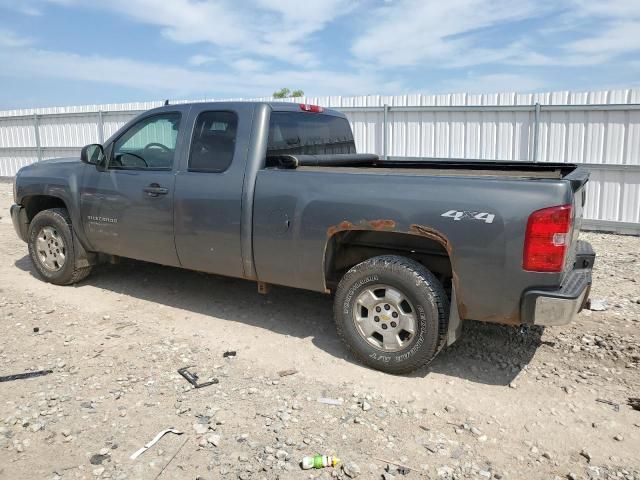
[28,208,92,285]
[334,255,449,374]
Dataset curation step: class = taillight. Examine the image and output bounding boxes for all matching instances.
[523,204,572,272]
[299,104,324,113]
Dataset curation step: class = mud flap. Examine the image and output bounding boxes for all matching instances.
[446,287,463,346]
[72,229,97,268]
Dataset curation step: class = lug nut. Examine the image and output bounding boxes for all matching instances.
[381,324,388,330]
[375,306,381,312]
[392,312,398,318]
[390,321,397,328]
[384,304,390,310]
[374,316,380,322]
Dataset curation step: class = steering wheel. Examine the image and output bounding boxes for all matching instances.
[114,152,148,168]
[144,142,171,153]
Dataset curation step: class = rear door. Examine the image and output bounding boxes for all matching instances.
[173,103,254,278]
[80,107,189,266]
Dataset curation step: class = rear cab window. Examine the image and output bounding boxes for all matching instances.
[189,111,238,173]
[267,112,356,157]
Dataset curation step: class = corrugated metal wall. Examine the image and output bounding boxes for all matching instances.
[1,88,639,233]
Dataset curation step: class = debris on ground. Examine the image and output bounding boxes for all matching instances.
[277,368,298,377]
[587,298,608,311]
[130,428,184,460]
[153,436,189,480]
[375,457,414,475]
[222,351,236,358]
[317,397,343,406]
[301,454,340,469]
[178,366,219,389]
[0,369,53,383]
[628,398,640,412]
[596,398,620,411]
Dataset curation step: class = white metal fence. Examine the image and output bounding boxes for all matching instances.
[1,88,639,234]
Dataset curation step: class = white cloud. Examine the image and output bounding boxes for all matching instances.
[0,40,400,97]
[0,29,32,47]
[188,54,216,67]
[42,0,355,66]
[566,20,640,57]
[351,0,543,68]
[231,58,267,72]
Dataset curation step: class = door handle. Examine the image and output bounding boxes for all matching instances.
[144,184,169,197]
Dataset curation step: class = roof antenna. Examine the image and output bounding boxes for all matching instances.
[164,99,170,106]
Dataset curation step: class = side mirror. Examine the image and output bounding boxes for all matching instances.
[80,144,105,165]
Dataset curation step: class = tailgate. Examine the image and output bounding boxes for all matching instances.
[564,167,590,273]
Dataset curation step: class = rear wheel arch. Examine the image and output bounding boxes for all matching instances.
[323,229,454,292]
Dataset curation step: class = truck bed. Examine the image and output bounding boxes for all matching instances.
[268,154,581,181]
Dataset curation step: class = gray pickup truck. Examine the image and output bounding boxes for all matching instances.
[10,101,595,374]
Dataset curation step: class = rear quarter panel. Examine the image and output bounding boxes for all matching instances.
[253,169,575,325]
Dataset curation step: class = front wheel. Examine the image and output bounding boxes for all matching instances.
[27,208,92,285]
[334,255,449,374]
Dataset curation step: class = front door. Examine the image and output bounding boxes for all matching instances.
[80,110,188,266]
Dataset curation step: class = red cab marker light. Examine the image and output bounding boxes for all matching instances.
[523,204,572,272]
[299,104,324,113]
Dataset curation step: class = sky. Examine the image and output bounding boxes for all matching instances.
[0,0,639,109]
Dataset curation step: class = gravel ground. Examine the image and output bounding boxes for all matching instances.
[0,180,638,480]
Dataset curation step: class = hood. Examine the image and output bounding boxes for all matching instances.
[18,156,80,173]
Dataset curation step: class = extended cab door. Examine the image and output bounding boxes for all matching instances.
[79,107,190,266]
[173,103,254,278]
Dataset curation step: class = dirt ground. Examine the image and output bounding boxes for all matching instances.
[0,179,638,480]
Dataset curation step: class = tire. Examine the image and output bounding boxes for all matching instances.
[334,255,449,374]
[27,208,92,285]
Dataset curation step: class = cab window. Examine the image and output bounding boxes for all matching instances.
[111,113,181,170]
[189,111,238,173]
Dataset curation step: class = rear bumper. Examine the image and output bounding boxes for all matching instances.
[10,204,29,242]
[521,241,595,326]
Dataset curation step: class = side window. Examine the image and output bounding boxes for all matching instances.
[111,113,181,170]
[189,111,238,173]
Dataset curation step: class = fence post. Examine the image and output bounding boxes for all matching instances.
[33,113,42,162]
[382,103,389,159]
[97,110,104,144]
[532,102,541,162]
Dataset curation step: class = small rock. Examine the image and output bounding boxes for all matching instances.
[580,448,592,462]
[92,467,105,477]
[613,434,623,441]
[588,299,608,311]
[361,401,371,412]
[437,465,454,477]
[90,454,109,465]
[193,423,209,435]
[206,434,221,447]
[343,462,361,478]
[276,449,290,461]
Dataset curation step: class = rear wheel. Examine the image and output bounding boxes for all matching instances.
[334,255,449,374]
[27,208,92,285]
